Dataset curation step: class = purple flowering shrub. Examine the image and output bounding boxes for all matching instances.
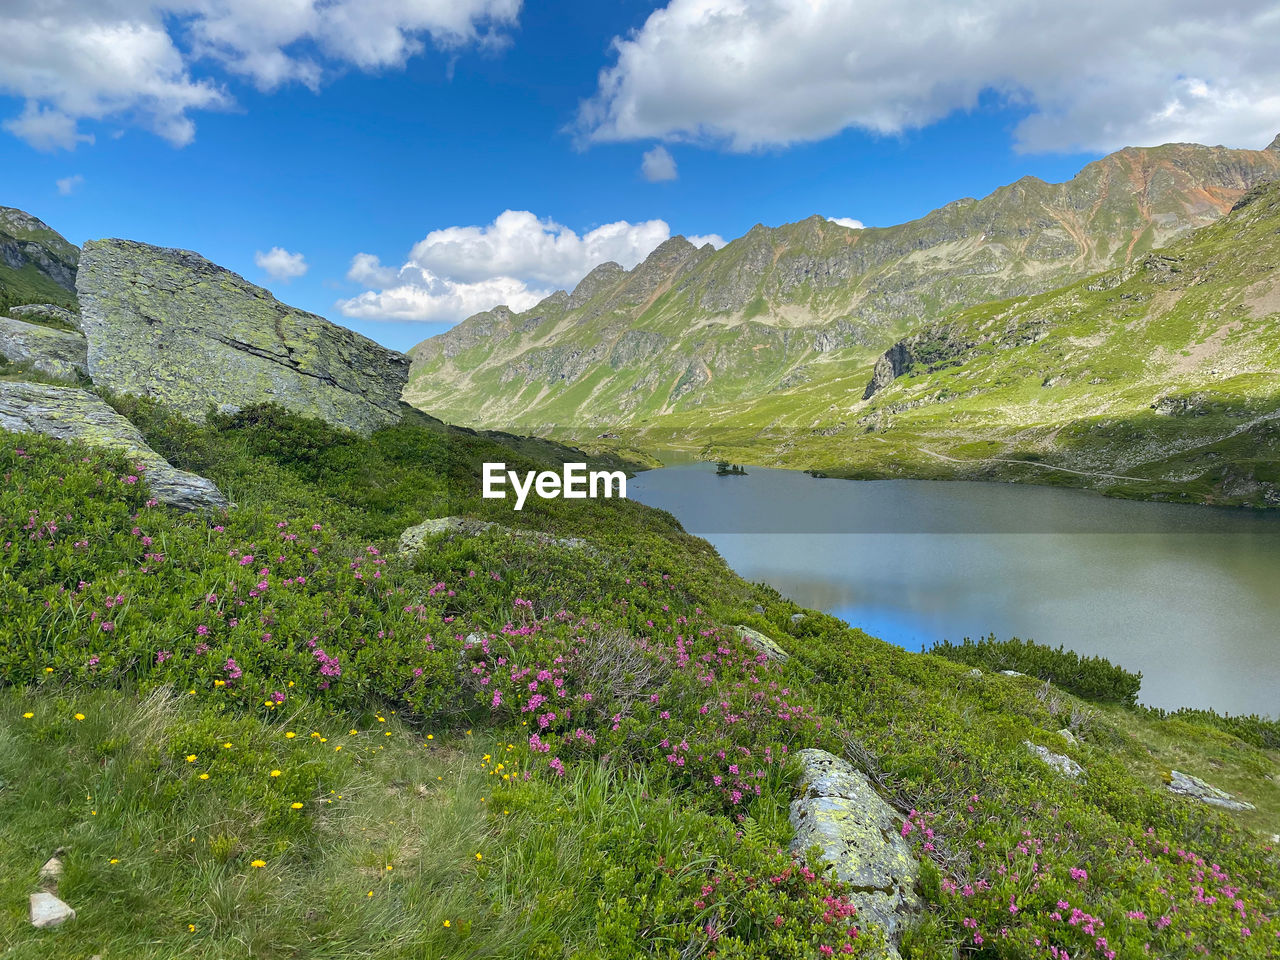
[1,435,456,715]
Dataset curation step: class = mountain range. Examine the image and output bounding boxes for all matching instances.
[404,135,1280,504]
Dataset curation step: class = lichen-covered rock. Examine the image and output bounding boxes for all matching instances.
[1166,770,1255,811]
[0,316,87,380]
[399,515,589,557]
[0,381,228,512]
[790,748,919,956]
[1024,741,1084,780]
[400,516,500,554]
[8,302,82,331]
[733,625,789,662]
[77,239,410,435]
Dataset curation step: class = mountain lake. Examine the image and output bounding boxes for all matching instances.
[629,460,1280,717]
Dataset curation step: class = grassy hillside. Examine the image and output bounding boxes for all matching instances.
[405,139,1280,435]
[2,400,1278,957]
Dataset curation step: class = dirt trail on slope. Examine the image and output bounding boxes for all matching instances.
[914,446,1154,482]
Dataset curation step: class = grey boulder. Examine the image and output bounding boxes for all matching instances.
[8,303,83,331]
[399,515,589,557]
[1024,741,1084,780]
[733,625,789,662]
[1166,770,1255,811]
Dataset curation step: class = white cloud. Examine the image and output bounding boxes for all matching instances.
[346,252,401,288]
[408,210,673,288]
[577,0,1280,154]
[339,269,549,323]
[0,0,521,150]
[55,174,84,196]
[254,246,309,280]
[688,233,726,249]
[339,210,723,323]
[826,217,864,230]
[641,144,678,181]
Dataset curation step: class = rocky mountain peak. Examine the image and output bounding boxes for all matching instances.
[567,261,625,308]
[1268,132,1280,152]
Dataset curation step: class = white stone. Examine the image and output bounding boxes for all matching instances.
[30,892,75,928]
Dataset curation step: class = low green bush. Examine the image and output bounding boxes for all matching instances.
[929,634,1143,706]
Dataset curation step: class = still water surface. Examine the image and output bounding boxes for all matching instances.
[628,463,1280,717]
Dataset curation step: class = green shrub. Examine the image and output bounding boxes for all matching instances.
[929,634,1143,706]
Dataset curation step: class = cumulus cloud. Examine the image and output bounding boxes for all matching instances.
[338,210,722,323]
[641,144,678,181]
[56,174,85,196]
[826,217,864,230]
[688,233,726,249]
[254,246,308,281]
[339,267,549,323]
[577,0,1280,154]
[0,0,521,150]
[408,210,673,288]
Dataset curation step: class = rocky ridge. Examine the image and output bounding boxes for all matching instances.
[407,137,1280,430]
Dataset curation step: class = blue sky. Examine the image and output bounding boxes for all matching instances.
[3,1,1278,352]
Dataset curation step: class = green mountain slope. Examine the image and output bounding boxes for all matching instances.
[649,180,1280,506]
[0,206,79,315]
[406,138,1280,432]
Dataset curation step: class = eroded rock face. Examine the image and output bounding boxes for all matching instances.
[0,382,228,512]
[1166,770,1255,811]
[77,239,410,435]
[789,748,920,956]
[0,316,87,380]
[733,625,789,662]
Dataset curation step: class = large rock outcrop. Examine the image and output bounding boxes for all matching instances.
[0,382,227,512]
[0,317,87,381]
[77,239,410,435]
[789,749,920,956]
